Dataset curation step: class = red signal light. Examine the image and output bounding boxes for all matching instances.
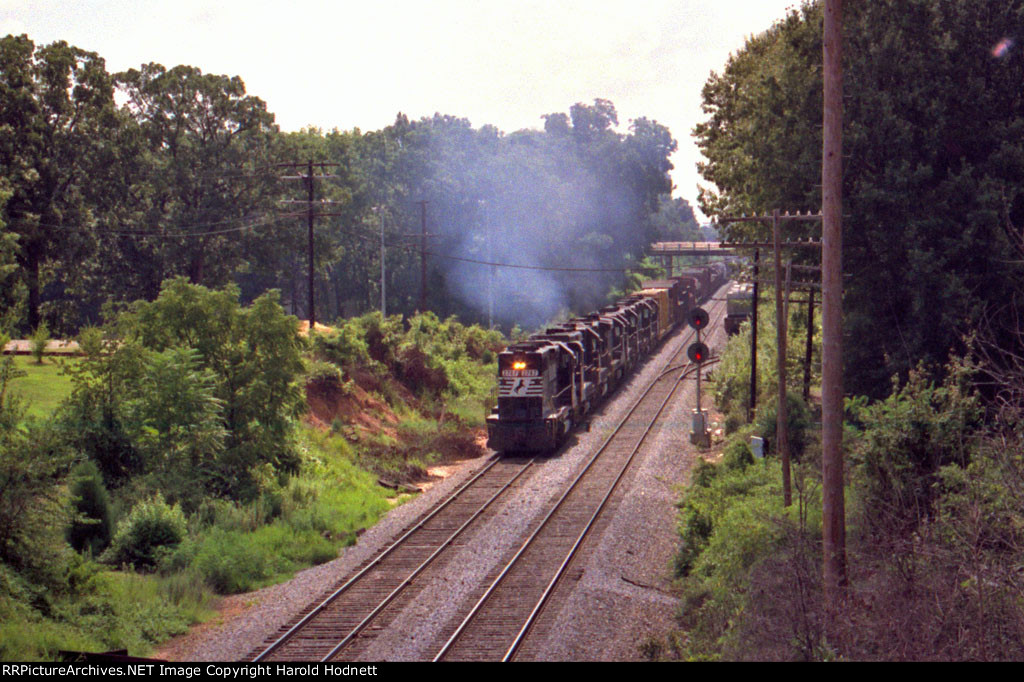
[688,307,709,330]
[687,342,709,364]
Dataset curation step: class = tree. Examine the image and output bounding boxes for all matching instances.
[650,196,702,242]
[693,1,1024,397]
[0,35,120,333]
[115,63,281,297]
[116,278,305,500]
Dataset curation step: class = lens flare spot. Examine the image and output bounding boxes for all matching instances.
[992,37,1014,58]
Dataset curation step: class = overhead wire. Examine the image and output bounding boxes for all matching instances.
[3,209,649,274]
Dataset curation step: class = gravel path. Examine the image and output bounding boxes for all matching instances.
[155,298,727,662]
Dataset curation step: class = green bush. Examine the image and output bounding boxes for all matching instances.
[675,457,779,579]
[722,439,755,472]
[29,323,49,365]
[674,456,819,660]
[310,325,371,370]
[67,461,112,556]
[101,494,186,570]
[754,391,813,461]
[848,362,980,534]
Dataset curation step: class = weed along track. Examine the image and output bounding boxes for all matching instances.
[249,289,726,662]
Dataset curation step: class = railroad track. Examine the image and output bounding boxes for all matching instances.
[433,296,727,661]
[249,455,536,661]
[248,289,727,662]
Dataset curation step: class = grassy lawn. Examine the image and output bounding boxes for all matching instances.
[6,355,77,419]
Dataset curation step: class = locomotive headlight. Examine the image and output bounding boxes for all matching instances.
[512,361,527,370]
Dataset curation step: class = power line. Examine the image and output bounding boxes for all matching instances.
[4,212,303,238]
[5,209,648,274]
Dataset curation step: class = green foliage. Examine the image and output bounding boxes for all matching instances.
[100,493,186,571]
[112,278,305,500]
[848,362,981,535]
[66,461,112,556]
[0,35,121,333]
[310,326,371,370]
[0,415,75,593]
[722,439,755,472]
[695,1,1024,398]
[673,455,819,659]
[711,286,819,427]
[59,330,146,486]
[29,323,48,364]
[754,391,813,461]
[608,256,666,300]
[676,454,782,579]
[122,346,227,511]
[111,62,280,301]
[313,310,502,427]
[0,565,216,661]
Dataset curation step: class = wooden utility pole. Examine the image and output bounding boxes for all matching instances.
[306,159,316,326]
[822,0,848,601]
[750,248,760,420]
[773,210,792,507]
[278,161,340,327]
[417,200,429,313]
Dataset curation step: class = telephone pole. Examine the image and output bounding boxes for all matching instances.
[278,160,340,328]
[718,211,822,508]
[822,0,848,605]
[417,200,429,313]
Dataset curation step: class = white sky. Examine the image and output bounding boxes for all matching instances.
[0,0,805,222]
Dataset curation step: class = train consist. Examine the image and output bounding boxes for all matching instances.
[487,261,728,452]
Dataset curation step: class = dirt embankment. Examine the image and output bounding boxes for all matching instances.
[303,364,487,488]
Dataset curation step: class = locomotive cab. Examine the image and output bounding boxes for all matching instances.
[486,341,581,452]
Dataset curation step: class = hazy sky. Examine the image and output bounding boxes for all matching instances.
[1,0,805,221]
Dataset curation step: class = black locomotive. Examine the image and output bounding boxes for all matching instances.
[486,261,727,452]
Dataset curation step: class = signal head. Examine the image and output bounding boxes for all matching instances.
[687,307,709,330]
[687,342,710,364]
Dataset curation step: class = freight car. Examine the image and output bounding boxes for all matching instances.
[724,283,754,335]
[486,261,729,453]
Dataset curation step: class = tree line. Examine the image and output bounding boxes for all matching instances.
[0,34,701,337]
[695,0,1024,399]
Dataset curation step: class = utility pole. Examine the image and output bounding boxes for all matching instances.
[804,289,815,402]
[307,160,315,327]
[718,211,823,508]
[379,207,386,317]
[278,161,340,328]
[750,248,759,421]
[773,210,792,508]
[822,0,848,604]
[417,200,429,313]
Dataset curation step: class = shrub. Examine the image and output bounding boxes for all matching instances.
[101,494,186,570]
[754,391,813,461]
[310,325,371,369]
[722,439,755,472]
[66,461,112,556]
[29,323,49,364]
[848,362,980,535]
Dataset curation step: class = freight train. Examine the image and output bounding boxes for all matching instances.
[486,261,728,452]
